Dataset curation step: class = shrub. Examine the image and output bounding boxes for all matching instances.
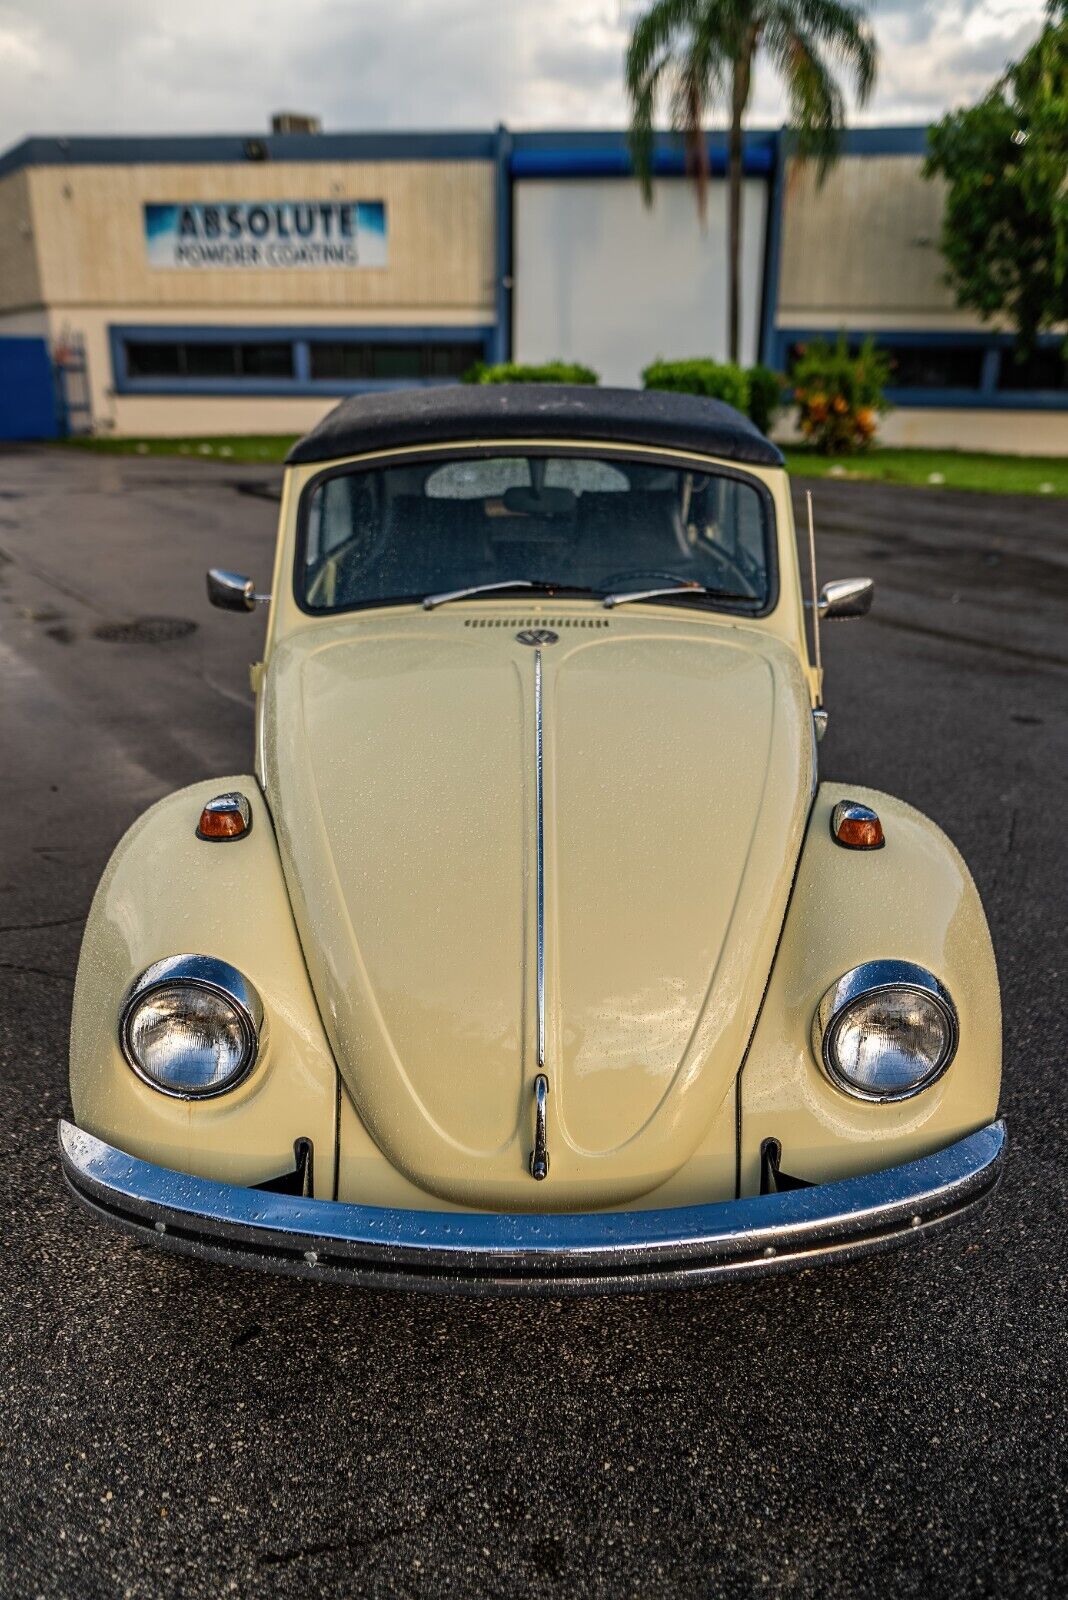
[746,364,785,436]
[642,358,749,414]
[791,335,892,453]
[463,360,600,385]
[641,358,784,434]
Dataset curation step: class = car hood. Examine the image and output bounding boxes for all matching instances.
[264,611,813,1209]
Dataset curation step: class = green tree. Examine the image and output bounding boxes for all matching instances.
[924,1,1068,354]
[626,0,877,363]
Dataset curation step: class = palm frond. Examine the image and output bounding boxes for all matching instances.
[788,0,877,102]
[626,0,731,205]
[762,0,878,179]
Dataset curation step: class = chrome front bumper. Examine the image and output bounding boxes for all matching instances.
[58,1119,1006,1297]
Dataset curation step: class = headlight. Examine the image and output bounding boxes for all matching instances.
[813,961,958,1103]
[120,955,262,1098]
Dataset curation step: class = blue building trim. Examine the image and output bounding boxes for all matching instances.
[0,131,499,180]
[771,327,1068,410]
[493,124,514,364]
[0,335,60,440]
[979,347,1002,395]
[835,125,930,156]
[109,322,495,397]
[509,128,776,179]
[758,129,788,367]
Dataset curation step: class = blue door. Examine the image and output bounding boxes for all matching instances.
[0,337,59,440]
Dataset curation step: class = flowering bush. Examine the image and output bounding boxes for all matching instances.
[792,335,892,453]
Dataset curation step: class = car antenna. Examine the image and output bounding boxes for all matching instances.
[806,490,823,707]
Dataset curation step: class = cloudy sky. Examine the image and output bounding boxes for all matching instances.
[0,0,1050,152]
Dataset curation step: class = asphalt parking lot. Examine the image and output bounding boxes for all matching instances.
[1,446,1065,1598]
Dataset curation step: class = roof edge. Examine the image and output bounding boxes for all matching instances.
[0,130,499,180]
[0,123,934,181]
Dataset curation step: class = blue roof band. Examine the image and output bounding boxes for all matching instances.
[510,146,774,178]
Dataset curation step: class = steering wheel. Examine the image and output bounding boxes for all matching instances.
[599,568,702,591]
[601,551,757,597]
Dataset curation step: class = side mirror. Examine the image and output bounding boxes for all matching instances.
[819,577,874,619]
[206,568,270,613]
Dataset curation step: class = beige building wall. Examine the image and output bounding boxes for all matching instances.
[875,407,1068,454]
[0,170,42,312]
[6,142,1063,450]
[13,157,496,435]
[776,154,984,328]
[774,404,1067,455]
[27,161,495,315]
[106,391,336,439]
[772,152,1067,455]
[0,309,50,336]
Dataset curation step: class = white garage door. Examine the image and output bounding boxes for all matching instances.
[514,177,769,387]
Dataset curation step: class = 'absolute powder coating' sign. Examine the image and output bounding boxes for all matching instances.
[143,201,388,269]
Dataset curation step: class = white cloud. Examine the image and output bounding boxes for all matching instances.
[0,0,1051,152]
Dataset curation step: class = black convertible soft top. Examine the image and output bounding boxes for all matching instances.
[285,384,784,469]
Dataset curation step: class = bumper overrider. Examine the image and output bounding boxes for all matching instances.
[58,1119,1006,1297]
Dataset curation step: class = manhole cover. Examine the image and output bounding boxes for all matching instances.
[93,616,198,644]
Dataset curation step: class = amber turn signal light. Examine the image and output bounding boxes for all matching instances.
[197,791,252,842]
[831,799,884,850]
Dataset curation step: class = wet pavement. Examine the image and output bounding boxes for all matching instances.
[0,447,1065,1598]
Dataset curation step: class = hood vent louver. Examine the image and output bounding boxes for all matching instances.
[463,617,610,629]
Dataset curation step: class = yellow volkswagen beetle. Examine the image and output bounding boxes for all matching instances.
[59,386,1005,1293]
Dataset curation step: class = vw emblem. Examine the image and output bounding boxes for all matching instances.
[515,629,558,646]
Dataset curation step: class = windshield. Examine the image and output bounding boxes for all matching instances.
[298,451,774,614]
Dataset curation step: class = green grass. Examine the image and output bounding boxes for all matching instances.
[52,434,1068,495]
[782,444,1068,497]
[55,434,299,462]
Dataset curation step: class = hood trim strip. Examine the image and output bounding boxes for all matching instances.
[535,647,545,1070]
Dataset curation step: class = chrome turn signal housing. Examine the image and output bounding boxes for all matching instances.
[120,955,263,1099]
[831,799,884,850]
[813,961,958,1103]
[197,791,252,841]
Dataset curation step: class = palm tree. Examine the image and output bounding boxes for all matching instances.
[627,0,878,363]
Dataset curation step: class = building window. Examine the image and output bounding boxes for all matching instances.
[785,341,984,390]
[124,339,294,381]
[777,329,1068,409]
[308,340,484,382]
[997,347,1068,392]
[112,326,493,393]
[883,345,985,390]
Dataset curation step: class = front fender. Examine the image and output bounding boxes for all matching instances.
[69,778,339,1195]
[739,784,1002,1195]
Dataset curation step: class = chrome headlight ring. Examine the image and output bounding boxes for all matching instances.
[813,960,959,1104]
[119,954,264,1100]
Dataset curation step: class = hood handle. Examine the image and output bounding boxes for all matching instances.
[529,1074,550,1181]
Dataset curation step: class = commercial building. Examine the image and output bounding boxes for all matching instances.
[0,125,1064,451]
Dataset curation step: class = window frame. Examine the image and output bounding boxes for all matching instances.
[773,328,1068,411]
[292,442,781,621]
[109,323,496,397]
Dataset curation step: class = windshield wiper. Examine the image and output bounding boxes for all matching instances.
[601,582,748,610]
[423,579,590,611]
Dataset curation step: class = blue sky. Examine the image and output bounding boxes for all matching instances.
[0,0,1050,150]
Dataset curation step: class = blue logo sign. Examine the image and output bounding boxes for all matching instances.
[144,201,388,269]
